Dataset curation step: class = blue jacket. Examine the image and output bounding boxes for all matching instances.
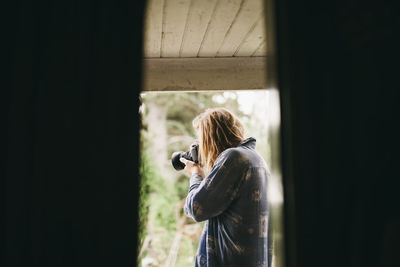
[184,137,272,267]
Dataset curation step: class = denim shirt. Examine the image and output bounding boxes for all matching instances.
[184,137,272,267]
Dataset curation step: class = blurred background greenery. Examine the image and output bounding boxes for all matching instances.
[138,91,282,267]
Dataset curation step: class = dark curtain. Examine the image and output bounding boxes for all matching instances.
[4,1,144,266]
[276,0,400,267]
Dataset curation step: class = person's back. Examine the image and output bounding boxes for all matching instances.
[179,108,272,267]
[184,137,271,267]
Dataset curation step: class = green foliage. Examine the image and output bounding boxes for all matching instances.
[150,178,179,232]
[138,132,180,234]
[175,235,196,267]
[138,131,181,264]
[175,175,190,200]
[138,135,158,251]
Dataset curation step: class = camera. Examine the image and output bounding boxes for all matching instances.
[171,142,199,170]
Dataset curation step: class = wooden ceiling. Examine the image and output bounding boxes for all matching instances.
[144,0,267,58]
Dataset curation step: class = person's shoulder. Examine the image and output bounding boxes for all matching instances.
[225,146,269,169]
[218,147,250,166]
[220,147,241,158]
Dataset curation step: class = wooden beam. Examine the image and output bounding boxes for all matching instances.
[142,57,267,91]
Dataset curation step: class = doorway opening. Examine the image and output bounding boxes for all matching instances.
[138,90,284,267]
[140,0,283,266]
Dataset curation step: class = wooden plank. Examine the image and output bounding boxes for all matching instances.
[179,0,218,57]
[143,57,267,91]
[197,0,242,57]
[161,0,191,57]
[217,0,264,57]
[144,0,164,58]
[252,41,267,56]
[234,16,266,56]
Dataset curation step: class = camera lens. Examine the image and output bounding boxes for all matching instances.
[171,151,186,170]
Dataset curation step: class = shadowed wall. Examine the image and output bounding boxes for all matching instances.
[4,1,145,266]
[276,1,400,267]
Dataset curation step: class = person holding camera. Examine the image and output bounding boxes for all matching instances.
[177,108,271,267]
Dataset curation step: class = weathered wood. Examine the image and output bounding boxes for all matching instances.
[252,41,267,57]
[143,57,267,91]
[180,0,218,57]
[217,0,264,57]
[235,16,266,57]
[144,0,266,58]
[197,0,242,57]
[144,0,164,57]
[161,0,191,57]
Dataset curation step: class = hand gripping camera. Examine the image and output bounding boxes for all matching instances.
[171,142,199,170]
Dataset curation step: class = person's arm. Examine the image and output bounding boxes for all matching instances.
[183,149,248,222]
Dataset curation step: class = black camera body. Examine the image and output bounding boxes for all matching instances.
[171,142,199,170]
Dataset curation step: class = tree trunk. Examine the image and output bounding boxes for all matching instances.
[146,102,168,175]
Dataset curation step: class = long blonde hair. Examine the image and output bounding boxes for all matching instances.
[193,108,245,172]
